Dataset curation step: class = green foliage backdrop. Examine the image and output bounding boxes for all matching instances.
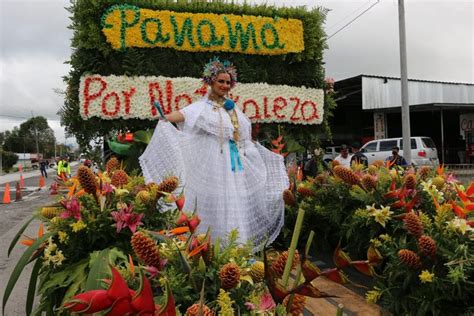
[61,0,333,150]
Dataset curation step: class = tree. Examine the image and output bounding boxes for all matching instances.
[1,150,19,172]
[3,117,56,157]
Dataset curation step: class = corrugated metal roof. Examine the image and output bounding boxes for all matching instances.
[359,76,474,110]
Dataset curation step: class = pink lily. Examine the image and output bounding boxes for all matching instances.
[59,196,81,220]
[111,204,144,233]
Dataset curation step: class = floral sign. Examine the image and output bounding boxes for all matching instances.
[101,4,304,55]
[79,75,324,125]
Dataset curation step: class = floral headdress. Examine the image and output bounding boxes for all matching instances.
[202,57,238,88]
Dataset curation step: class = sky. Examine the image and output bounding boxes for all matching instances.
[0,0,473,147]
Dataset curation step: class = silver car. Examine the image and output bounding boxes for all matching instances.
[361,137,439,166]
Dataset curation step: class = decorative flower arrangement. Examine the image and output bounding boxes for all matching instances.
[79,74,325,125]
[283,163,474,315]
[100,4,304,55]
[4,158,373,315]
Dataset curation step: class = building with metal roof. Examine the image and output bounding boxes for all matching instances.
[331,75,474,164]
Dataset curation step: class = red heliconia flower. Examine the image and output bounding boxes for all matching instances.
[107,265,133,301]
[63,289,113,313]
[333,244,351,269]
[175,195,185,211]
[350,260,376,277]
[131,273,155,313]
[321,268,348,284]
[188,215,201,233]
[176,211,189,226]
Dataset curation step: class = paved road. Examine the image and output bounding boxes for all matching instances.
[0,163,80,315]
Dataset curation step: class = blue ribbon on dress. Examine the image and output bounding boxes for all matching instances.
[229,140,244,172]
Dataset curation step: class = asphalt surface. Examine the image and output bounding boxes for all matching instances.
[0,164,79,315]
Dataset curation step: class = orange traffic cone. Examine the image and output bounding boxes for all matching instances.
[3,183,11,204]
[15,182,22,201]
[39,176,45,188]
[19,174,25,189]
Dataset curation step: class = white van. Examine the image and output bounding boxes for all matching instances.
[361,137,439,166]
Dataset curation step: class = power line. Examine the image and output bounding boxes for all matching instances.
[327,0,381,40]
[326,0,374,31]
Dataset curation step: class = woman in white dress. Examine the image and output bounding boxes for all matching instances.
[139,58,289,248]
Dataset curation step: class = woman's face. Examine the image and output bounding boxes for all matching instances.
[211,72,232,98]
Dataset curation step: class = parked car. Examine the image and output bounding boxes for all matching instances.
[361,136,439,166]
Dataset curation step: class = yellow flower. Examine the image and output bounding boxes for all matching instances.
[217,289,235,316]
[365,288,381,304]
[447,218,474,235]
[370,238,382,248]
[371,206,393,227]
[114,188,130,196]
[50,216,62,225]
[419,270,435,283]
[58,231,69,244]
[378,234,392,243]
[70,220,87,232]
[50,250,66,267]
[366,204,377,214]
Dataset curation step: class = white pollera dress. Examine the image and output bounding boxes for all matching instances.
[139,95,289,247]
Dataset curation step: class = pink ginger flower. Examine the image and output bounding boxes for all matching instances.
[258,292,276,312]
[111,204,144,233]
[59,197,81,220]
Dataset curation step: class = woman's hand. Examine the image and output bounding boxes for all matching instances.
[164,111,185,123]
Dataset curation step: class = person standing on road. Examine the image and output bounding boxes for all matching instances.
[350,142,368,167]
[57,157,71,179]
[39,159,48,178]
[385,146,409,167]
[334,144,352,168]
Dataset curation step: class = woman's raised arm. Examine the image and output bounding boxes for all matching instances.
[165,111,185,123]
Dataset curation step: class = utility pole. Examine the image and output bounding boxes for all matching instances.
[398,0,412,164]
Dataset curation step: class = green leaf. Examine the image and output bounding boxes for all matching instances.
[3,232,52,315]
[8,216,36,256]
[133,130,153,144]
[26,258,42,316]
[85,249,111,290]
[107,138,132,155]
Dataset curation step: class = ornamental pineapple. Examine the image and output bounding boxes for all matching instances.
[405,174,417,190]
[315,174,326,185]
[249,261,265,283]
[333,165,360,185]
[111,169,129,187]
[297,184,315,198]
[403,212,424,237]
[131,232,161,269]
[371,160,384,168]
[185,304,215,316]
[398,249,422,269]
[361,174,377,191]
[40,206,63,219]
[271,250,300,278]
[418,166,432,180]
[135,190,151,204]
[283,294,306,315]
[106,156,120,174]
[219,263,241,290]
[283,189,296,207]
[367,165,378,175]
[331,160,340,168]
[432,176,445,190]
[418,235,437,257]
[156,176,179,194]
[77,166,98,195]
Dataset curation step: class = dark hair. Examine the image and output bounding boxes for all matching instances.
[351,141,361,149]
[341,144,348,150]
[392,146,399,151]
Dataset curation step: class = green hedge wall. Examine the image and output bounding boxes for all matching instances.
[61,0,332,149]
